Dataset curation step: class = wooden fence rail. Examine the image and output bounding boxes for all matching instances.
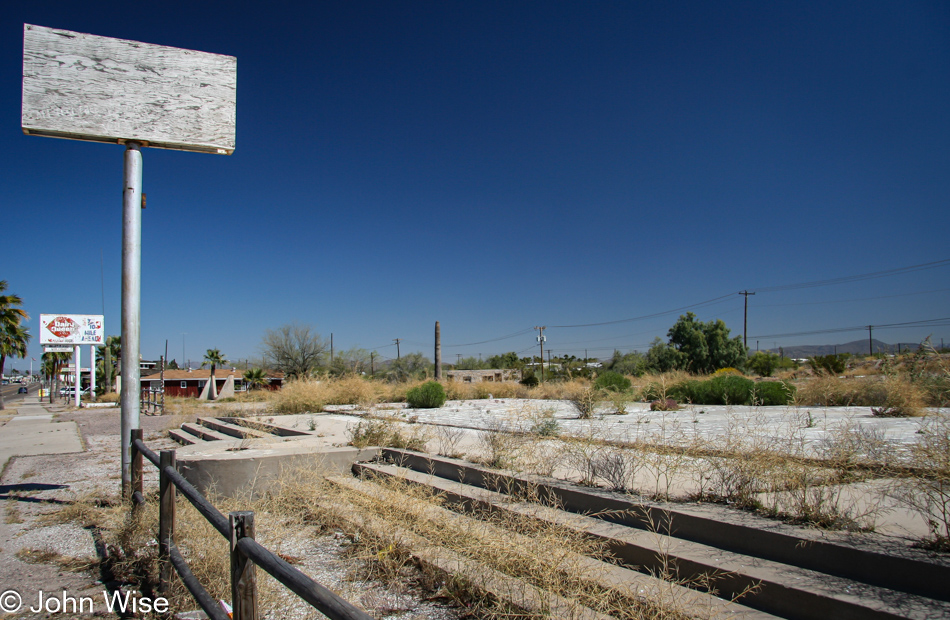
[130,431,373,620]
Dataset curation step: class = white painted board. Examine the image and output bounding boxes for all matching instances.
[39,314,105,345]
[22,24,236,154]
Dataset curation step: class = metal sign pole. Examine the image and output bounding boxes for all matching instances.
[89,344,96,398]
[120,142,143,497]
[74,345,81,407]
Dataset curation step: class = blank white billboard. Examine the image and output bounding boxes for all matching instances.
[22,24,237,155]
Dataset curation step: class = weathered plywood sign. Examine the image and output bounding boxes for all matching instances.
[39,314,105,345]
[22,24,236,155]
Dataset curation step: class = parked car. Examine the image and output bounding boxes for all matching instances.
[61,386,89,398]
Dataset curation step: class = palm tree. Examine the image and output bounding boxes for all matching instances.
[0,281,31,410]
[41,351,71,404]
[202,348,228,400]
[243,367,268,391]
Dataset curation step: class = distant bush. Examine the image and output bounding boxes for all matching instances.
[709,374,756,405]
[650,399,679,411]
[670,380,712,404]
[406,380,447,409]
[746,351,780,377]
[594,371,631,392]
[753,381,795,406]
[520,372,539,387]
[809,354,846,375]
[712,367,743,376]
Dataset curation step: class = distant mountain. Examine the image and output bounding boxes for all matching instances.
[766,339,925,359]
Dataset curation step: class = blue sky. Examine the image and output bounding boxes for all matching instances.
[3,1,949,370]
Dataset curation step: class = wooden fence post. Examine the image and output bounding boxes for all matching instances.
[130,429,143,510]
[159,449,177,592]
[230,511,258,620]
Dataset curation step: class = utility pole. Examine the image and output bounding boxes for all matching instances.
[370,352,375,377]
[456,353,462,367]
[393,338,401,360]
[434,321,442,380]
[534,326,546,382]
[868,325,873,356]
[739,291,755,348]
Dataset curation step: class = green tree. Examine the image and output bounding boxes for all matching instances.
[486,352,522,369]
[41,351,71,404]
[388,352,431,381]
[243,367,268,390]
[645,338,683,373]
[605,350,649,376]
[456,356,489,370]
[202,348,228,399]
[330,347,371,376]
[746,351,780,377]
[648,313,747,374]
[261,323,328,379]
[0,281,31,410]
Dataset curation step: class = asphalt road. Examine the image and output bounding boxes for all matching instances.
[0,381,39,406]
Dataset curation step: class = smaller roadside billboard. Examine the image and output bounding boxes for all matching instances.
[39,314,105,345]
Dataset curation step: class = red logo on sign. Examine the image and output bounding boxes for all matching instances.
[46,316,79,338]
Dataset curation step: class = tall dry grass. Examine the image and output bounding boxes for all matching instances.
[793,374,927,414]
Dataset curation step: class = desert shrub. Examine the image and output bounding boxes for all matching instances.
[531,416,560,436]
[708,374,755,405]
[809,354,846,375]
[519,371,539,387]
[472,381,522,399]
[892,413,950,550]
[442,379,475,400]
[870,375,926,417]
[746,351,780,377]
[97,391,119,403]
[593,371,631,392]
[752,381,795,406]
[405,381,447,409]
[639,371,691,402]
[918,374,950,407]
[795,374,924,411]
[323,375,382,406]
[273,379,328,413]
[650,399,679,411]
[348,418,430,451]
[712,367,743,376]
[566,383,598,419]
[670,379,713,404]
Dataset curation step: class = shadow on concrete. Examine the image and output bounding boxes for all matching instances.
[0,482,70,504]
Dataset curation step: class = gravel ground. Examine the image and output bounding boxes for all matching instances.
[0,404,461,620]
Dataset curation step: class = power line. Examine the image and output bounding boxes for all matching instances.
[751,317,950,340]
[751,258,950,294]
[444,327,535,348]
[754,287,950,308]
[548,293,737,329]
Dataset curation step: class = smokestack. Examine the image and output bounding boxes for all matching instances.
[434,321,442,380]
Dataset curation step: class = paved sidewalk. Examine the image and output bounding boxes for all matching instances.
[0,399,84,471]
